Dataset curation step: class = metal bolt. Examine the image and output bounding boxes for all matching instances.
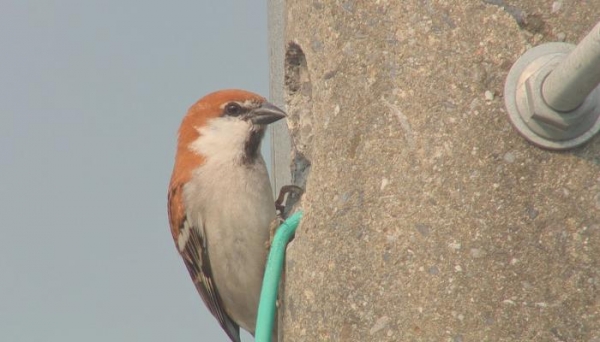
[542,22,600,113]
[504,22,600,150]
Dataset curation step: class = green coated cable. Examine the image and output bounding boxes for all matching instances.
[255,211,303,342]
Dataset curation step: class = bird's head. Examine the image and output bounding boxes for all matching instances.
[174,89,286,170]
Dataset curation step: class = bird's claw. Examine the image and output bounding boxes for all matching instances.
[267,185,304,250]
[274,185,304,216]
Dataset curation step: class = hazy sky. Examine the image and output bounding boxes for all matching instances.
[0,1,270,341]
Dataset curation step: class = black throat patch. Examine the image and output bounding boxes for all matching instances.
[242,127,265,164]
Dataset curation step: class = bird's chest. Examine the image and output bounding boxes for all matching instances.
[183,160,275,279]
[183,160,275,328]
[184,160,274,229]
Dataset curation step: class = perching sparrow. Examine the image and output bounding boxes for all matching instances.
[167,89,286,342]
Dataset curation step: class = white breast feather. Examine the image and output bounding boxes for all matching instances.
[183,116,275,332]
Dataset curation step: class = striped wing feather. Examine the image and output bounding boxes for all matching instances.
[168,186,241,342]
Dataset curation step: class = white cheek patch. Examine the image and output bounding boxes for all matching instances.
[189,117,252,161]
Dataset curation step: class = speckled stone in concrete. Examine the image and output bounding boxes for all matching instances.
[280,1,600,341]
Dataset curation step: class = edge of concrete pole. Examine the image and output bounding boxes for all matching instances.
[268,0,291,197]
[268,0,289,340]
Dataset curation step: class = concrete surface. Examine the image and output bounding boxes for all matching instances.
[279,1,600,341]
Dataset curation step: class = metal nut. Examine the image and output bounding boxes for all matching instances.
[524,60,591,131]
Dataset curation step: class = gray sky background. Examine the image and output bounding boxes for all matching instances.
[1,1,270,341]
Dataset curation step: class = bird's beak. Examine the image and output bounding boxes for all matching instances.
[249,102,287,125]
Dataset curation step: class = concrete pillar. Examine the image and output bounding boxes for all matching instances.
[275,1,600,341]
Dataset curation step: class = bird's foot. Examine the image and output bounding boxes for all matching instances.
[274,185,304,217]
[266,185,304,250]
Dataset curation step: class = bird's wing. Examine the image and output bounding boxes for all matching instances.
[168,185,241,342]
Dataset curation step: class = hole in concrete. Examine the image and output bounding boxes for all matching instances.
[282,150,311,218]
[285,42,307,95]
[283,41,312,213]
[291,150,311,190]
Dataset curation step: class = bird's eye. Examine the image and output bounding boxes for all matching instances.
[224,103,243,116]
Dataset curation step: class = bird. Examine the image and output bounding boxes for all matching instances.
[167,89,286,342]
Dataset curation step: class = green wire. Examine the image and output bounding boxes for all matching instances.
[255,211,303,342]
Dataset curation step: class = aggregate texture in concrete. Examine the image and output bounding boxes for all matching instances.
[280,1,600,341]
